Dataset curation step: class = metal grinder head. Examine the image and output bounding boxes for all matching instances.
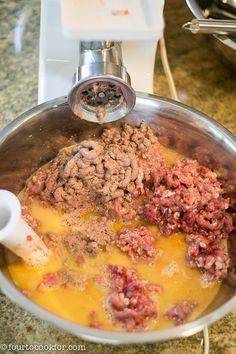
[68,42,136,123]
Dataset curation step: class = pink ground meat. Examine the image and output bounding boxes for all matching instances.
[88,311,103,329]
[116,226,156,263]
[186,233,230,281]
[147,283,164,293]
[144,160,233,238]
[106,265,157,331]
[164,301,197,325]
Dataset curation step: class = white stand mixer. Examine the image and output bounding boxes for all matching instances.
[38,0,165,122]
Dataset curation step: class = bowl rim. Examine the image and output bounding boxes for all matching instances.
[0,92,235,344]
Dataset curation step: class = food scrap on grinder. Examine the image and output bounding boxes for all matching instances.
[21,122,234,331]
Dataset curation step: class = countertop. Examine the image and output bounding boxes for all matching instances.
[0,0,235,353]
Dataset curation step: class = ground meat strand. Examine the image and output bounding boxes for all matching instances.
[105,265,157,331]
[144,160,232,238]
[186,234,230,281]
[116,227,156,263]
[164,301,197,325]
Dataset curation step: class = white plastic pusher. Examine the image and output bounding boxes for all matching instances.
[0,189,49,266]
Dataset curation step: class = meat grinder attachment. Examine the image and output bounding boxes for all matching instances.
[68,41,136,123]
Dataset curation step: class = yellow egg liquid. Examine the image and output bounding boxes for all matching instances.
[4,147,222,331]
[4,198,221,331]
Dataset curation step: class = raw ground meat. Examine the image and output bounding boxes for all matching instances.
[105,265,157,331]
[26,123,164,219]
[164,301,197,325]
[63,215,115,257]
[88,311,103,329]
[144,159,233,238]
[21,289,31,298]
[186,234,229,281]
[94,273,108,288]
[116,226,156,263]
[147,284,163,293]
[38,269,87,291]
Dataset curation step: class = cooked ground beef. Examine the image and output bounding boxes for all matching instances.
[102,123,164,216]
[164,301,197,325]
[65,140,140,202]
[144,160,233,238]
[38,269,87,291]
[105,265,157,331]
[101,122,162,159]
[26,148,92,211]
[26,123,164,219]
[116,227,156,263]
[63,215,115,257]
[186,234,229,281]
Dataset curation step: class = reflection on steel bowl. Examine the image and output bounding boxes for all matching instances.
[0,94,235,343]
[185,0,236,70]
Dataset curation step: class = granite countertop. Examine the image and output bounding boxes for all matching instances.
[0,0,235,353]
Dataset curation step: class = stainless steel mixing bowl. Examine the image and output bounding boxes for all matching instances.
[185,0,236,69]
[0,93,235,344]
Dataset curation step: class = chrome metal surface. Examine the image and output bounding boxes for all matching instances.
[0,94,235,343]
[183,18,236,35]
[68,41,136,123]
[185,0,236,69]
